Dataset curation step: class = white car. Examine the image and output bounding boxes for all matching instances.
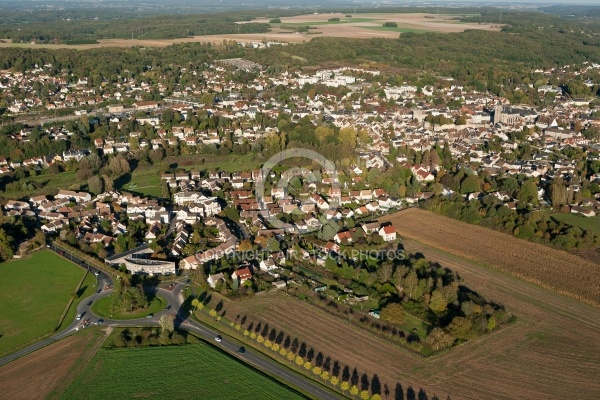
[76,313,82,320]
[215,335,222,342]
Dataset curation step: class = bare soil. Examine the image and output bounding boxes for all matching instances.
[0,329,106,400]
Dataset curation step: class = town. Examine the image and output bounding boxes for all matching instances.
[0,52,598,351]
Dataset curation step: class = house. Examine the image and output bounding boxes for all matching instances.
[570,206,596,217]
[55,190,92,203]
[333,230,353,244]
[272,280,287,289]
[379,224,397,242]
[207,273,225,289]
[232,266,253,284]
[362,222,380,235]
[259,257,278,272]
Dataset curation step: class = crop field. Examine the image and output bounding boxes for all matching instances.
[213,246,600,400]
[379,208,600,306]
[0,13,502,50]
[0,328,104,400]
[0,250,87,355]
[60,342,307,400]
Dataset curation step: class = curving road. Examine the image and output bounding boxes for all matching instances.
[0,247,340,400]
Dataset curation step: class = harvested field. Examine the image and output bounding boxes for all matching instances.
[379,208,600,306]
[0,13,501,50]
[210,247,600,400]
[0,328,104,400]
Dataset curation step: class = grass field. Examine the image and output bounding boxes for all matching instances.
[0,250,86,355]
[60,342,307,400]
[91,295,166,320]
[379,208,600,306]
[4,170,78,200]
[552,213,600,237]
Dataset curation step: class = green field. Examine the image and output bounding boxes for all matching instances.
[91,294,166,320]
[364,26,431,33]
[0,250,86,355]
[61,342,307,400]
[552,213,600,237]
[279,17,380,26]
[4,170,78,199]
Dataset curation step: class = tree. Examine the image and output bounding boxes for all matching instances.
[516,180,539,205]
[257,335,265,346]
[371,395,382,400]
[209,309,217,319]
[460,175,482,194]
[0,229,14,261]
[351,385,360,398]
[87,175,104,194]
[295,355,304,366]
[287,352,295,363]
[304,361,312,371]
[243,329,250,339]
[321,370,330,381]
[331,376,340,389]
[429,289,448,314]
[426,327,454,351]
[448,316,474,340]
[361,390,370,400]
[341,381,350,394]
[380,302,405,326]
[159,314,175,334]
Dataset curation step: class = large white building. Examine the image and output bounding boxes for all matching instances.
[173,192,221,216]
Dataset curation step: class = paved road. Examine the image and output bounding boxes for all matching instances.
[0,246,339,400]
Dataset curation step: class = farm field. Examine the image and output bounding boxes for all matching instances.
[60,341,307,400]
[379,208,600,306]
[0,250,87,355]
[0,13,502,50]
[213,245,600,400]
[0,328,105,400]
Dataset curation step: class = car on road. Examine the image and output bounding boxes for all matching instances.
[166,305,171,310]
[76,313,83,320]
[146,313,153,319]
[94,271,99,276]
[87,300,93,306]
[238,346,245,354]
[95,319,104,325]
[215,335,222,342]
